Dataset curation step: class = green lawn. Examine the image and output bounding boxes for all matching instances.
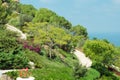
[24,49,77,80]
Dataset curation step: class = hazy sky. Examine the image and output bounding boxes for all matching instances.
[20,0,120,33]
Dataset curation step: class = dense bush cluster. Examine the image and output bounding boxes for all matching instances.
[83,40,120,79]
[83,40,115,65]
[0,52,29,69]
[0,29,29,69]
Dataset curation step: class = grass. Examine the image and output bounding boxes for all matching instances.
[22,49,78,80]
[30,66,75,80]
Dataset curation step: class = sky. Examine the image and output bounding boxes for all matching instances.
[20,0,120,33]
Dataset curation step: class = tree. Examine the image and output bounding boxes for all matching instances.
[83,40,115,65]
[0,0,20,25]
[24,22,71,48]
[70,25,88,48]
[20,4,37,17]
[19,14,33,27]
[33,8,72,29]
[70,25,88,38]
[0,0,8,24]
[23,22,72,58]
[112,47,120,68]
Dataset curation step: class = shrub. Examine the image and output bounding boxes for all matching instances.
[24,49,46,68]
[83,40,115,65]
[99,75,119,80]
[6,71,19,79]
[92,63,119,80]
[23,41,41,53]
[0,52,29,69]
[0,29,20,53]
[73,63,87,79]
[81,68,100,80]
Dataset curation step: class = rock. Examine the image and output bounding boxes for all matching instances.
[28,61,35,69]
[6,24,27,40]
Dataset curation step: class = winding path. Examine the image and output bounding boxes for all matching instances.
[74,49,92,68]
[6,24,27,40]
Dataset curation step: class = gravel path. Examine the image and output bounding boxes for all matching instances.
[74,50,92,68]
[6,24,27,40]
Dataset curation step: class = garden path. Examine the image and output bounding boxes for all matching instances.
[74,49,92,68]
[6,24,27,40]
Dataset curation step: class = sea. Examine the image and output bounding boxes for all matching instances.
[89,32,120,47]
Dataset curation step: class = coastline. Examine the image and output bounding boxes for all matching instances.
[88,32,120,47]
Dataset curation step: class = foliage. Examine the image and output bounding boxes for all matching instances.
[8,14,20,27]
[8,13,33,28]
[70,25,88,38]
[81,68,100,80]
[0,52,29,69]
[23,41,41,53]
[31,67,74,80]
[83,40,115,65]
[19,68,31,78]
[24,49,47,68]
[92,61,119,80]
[1,1,120,79]
[0,0,9,24]
[112,47,120,68]
[98,75,114,80]
[9,0,20,12]
[0,29,29,69]
[82,40,120,79]
[20,4,37,17]
[98,75,119,80]
[69,25,88,48]
[7,67,75,80]
[33,8,72,29]
[0,0,20,24]
[74,63,87,79]
[19,14,33,26]
[6,71,19,79]
[57,49,78,67]
[24,48,78,68]
[23,22,72,51]
[24,49,77,80]
[0,29,20,53]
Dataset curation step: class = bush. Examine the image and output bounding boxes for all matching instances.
[0,29,20,53]
[23,41,41,53]
[92,63,119,80]
[99,75,119,80]
[24,49,46,68]
[8,17,20,28]
[73,63,87,79]
[0,52,29,69]
[81,68,100,80]
[83,40,115,65]
[6,71,19,79]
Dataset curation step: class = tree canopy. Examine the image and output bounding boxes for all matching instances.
[20,4,37,17]
[83,40,116,65]
[33,8,72,29]
[23,22,72,49]
[70,25,88,38]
